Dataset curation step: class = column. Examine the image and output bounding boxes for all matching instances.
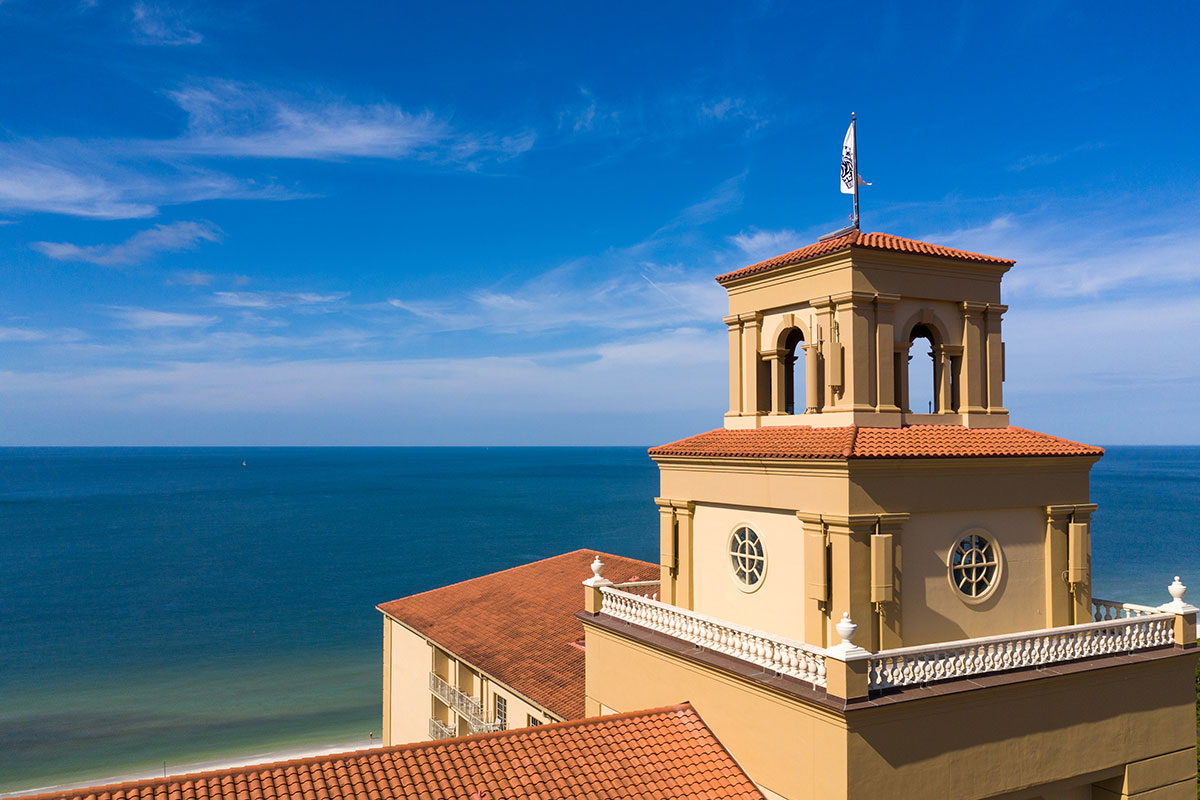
[895,341,912,413]
[797,512,828,648]
[935,345,959,414]
[763,350,787,415]
[985,304,1007,414]
[655,498,677,605]
[740,312,762,416]
[960,302,988,413]
[803,343,821,413]
[876,513,908,649]
[723,314,742,418]
[874,294,900,412]
[1044,505,1073,628]
[824,515,877,651]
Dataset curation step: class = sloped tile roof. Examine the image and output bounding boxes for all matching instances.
[377,549,656,721]
[22,704,764,800]
[649,425,1103,460]
[715,230,1015,284]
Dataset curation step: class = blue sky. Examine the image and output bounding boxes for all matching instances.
[1,1,1198,445]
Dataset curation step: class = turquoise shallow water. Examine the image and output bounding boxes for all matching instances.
[1,446,1197,793]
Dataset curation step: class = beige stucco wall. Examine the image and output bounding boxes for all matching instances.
[691,504,808,642]
[584,619,1198,800]
[384,617,435,745]
[897,507,1047,643]
[656,456,1098,648]
[382,614,560,746]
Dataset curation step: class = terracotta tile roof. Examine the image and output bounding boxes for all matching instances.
[377,549,656,721]
[715,230,1015,284]
[649,425,1103,460]
[22,703,764,800]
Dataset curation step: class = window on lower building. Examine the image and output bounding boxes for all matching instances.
[494,695,507,729]
[527,714,542,726]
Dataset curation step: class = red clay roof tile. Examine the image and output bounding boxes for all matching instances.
[649,425,1103,460]
[376,549,656,721]
[715,230,1014,284]
[23,705,762,800]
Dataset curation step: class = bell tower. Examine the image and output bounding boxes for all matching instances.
[644,229,1103,653]
[719,229,1010,429]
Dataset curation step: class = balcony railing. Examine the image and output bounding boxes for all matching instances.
[428,717,456,740]
[601,583,828,687]
[858,608,1175,691]
[600,581,1189,695]
[429,672,483,720]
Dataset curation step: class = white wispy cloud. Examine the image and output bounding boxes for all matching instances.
[160,81,536,164]
[212,290,349,309]
[33,220,221,266]
[109,307,220,329]
[0,140,292,219]
[131,2,202,46]
[167,270,215,286]
[928,207,1200,298]
[727,227,805,262]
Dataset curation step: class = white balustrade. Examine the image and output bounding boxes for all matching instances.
[599,585,827,687]
[861,612,1175,690]
[1091,597,1160,621]
[611,580,660,600]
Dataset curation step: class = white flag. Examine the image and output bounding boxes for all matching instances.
[840,121,856,194]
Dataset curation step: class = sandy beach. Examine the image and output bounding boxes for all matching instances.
[2,740,387,798]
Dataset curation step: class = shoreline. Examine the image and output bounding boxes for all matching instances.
[2,739,387,798]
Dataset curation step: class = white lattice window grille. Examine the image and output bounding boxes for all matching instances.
[729,526,766,590]
[948,531,1000,601]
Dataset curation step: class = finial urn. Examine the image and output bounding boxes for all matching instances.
[835,612,858,646]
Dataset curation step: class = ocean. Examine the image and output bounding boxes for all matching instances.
[1,446,1197,794]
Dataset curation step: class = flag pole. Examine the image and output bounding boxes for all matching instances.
[851,112,860,230]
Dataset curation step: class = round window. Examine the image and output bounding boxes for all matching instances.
[729,526,766,590]
[948,531,1000,601]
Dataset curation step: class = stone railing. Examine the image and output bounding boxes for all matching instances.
[587,556,1195,699]
[1091,597,1160,621]
[611,579,660,599]
[600,584,828,687]
[428,717,456,740]
[429,672,483,720]
[858,612,1176,691]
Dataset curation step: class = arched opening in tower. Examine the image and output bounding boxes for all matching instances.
[909,324,937,414]
[783,328,806,414]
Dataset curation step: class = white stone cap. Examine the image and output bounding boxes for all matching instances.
[582,555,615,588]
[825,612,871,660]
[1159,576,1200,614]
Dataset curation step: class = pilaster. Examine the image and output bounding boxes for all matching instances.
[960,301,988,413]
[831,291,876,411]
[985,303,1007,414]
[797,512,828,648]
[874,294,900,412]
[1044,505,1074,628]
[824,514,877,651]
[723,314,742,418]
[811,297,837,410]
[655,498,678,606]
[876,513,909,649]
[740,312,763,417]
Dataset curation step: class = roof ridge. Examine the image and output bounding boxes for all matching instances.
[16,704,702,800]
[375,547,637,609]
[843,424,859,457]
